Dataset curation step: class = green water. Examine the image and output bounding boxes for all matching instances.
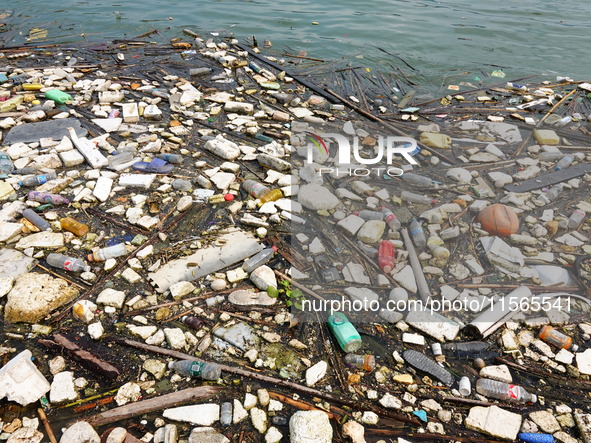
[5,1,591,89]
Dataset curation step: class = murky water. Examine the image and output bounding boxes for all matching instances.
[5,0,591,88]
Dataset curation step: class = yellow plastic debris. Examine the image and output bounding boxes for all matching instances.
[533,129,560,145]
[420,132,452,149]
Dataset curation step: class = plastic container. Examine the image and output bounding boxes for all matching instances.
[459,376,471,396]
[401,191,436,206]
[327,312,362,353]
[182,315,204,331]
[168,360,221,380]
[554,155,573,171]
[22,208,51,231]
[538,325,579,351]
[220,401,232,426]
[409,218,427,250]
[87,243,127,262]
[543,185,563,202]
[242,179,270,199]
[12,167,38,175]
[402,173,439,188]
[46,253,90,273]
[0,153,14,174]
[156,153,183,164]
[27,191,70,205]
[44,89,73,104]
[427,234,450,261]
[357,210,384,221]
[382,208,401,231]
[60,217,89,237]
[344,354,376,371]
[242,246,277,273]
[378,240,395,273]
[475,379,537,403]
[19,172,57,187]
[259,189,283,204]
[538,152,564,162]
[190,67,213,77]
[567,209,586,229]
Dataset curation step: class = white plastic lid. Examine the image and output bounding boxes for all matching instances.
[530,394,538,403]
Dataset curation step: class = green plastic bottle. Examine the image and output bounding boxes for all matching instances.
[327,312,362,353]
[44,89,73,104]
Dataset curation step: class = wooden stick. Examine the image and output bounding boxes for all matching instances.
[39,334,120,380]
[84,386,223,427]
[110,337,421,426]
[37,408,58,443]
[538,89,577,126]
[268,392,340,419]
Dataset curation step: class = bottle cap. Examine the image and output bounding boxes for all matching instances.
[224,193,234,201]
[530,394,538,403]
[83,266,91,273]
[571,344,579,352]
[167,361,175,369]
[271,246,278,252]
[383,265,392,273]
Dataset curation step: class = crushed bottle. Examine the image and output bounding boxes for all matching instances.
[168,360,222,380]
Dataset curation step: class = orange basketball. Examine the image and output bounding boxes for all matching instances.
[477,204,519,237]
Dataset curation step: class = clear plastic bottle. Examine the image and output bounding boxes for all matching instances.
[19,172,57,187]
[378,240,395,273]
[22,208,51,231]
[259,189,283,204]
[242,179,270,198]
[156,153,183,164]
[108,152,135,168]
[220,402,232,426]
[427,234,450,261]
[543,185,563,203]
[401,191,436,206]
[60,217,89,237]
[554,155,573,171]
[538,152,564,162]
[567,209,585,229]
[327,312,362,353]
[344,354,376,371]
[357,210,384,221]
[409,218,427,250]
[11,167,38,175]
[242,246,277,273]
[538,325,579,351]
[27,191,70,205]
[87,243,127,262]
[168,360,222,380]
[46,253,90,273]
[382,208,401,231]
[0,153,14,174]
[476,379,537,403]
[402,173,439,188]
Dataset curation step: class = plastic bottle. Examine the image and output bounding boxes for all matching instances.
[567,209,585,229]
[402,173,440,188]
[327,312,362,353]
[108,152,135,168]
[242,179,271,199]
[190,67,213,77]
[156,153,183,164]
[168,360,222,380]
[382,208,401,231]
[378,240,395,273]
[554,155,573,171]
[356,210,384,221]
[441,341,489,352]
[344,354,375,371]
[409,218,427,250]
[220,402,232,426]
[27,191,70,205]
[401,191,436,206]
[259,189,283,204]
[19,172,57,187]
[22,208,51,231]
[46,253,90,273]
[11,167,38,175]
[242,246,277,273]
[538,152,564,162]
[538,325,579,351]
[475,379,537,403]
[87,243,127,262]
[60,217,89,237]
[182,315,204,331]
[543,185,563,202]
[427,234,450,261]
[0,153,13,174]
[403,349,455,386]
[44,89,73,104]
